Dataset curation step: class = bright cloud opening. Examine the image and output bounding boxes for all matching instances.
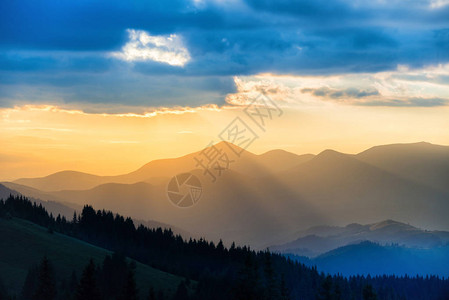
[112,29,191,67]
[225,64,449,107]
[430,0,449,8]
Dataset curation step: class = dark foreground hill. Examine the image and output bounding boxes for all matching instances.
[0,217,185,298]
[1,195,449,300]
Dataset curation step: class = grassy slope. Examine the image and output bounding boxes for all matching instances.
[0,217,184,297]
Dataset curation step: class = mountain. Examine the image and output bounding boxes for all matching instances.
[0,183,20,199]
[19,170,327,248]
[0,183,78,219]
[6,195,448,300]
[356,142,449,193]
[271,220,449,257]
[12,142,314,192]
[0,183,194,239]
[5,142,449,249]
[0,217,184,297]
[292,241,449,277]
[276,147,449,233]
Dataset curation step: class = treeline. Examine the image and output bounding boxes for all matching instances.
[1,195,449,300]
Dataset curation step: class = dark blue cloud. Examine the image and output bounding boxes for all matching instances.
[302,87,380,99]
[1,0,449,110]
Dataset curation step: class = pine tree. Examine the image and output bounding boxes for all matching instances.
[263,251,278,300]
[147,287,156,300]
[279,274,290,300]
[0,276,8,300]
[76,259,100,300]
[157,290,165,300]
[118,263,138,300]
[33,256,56,300]
[69,271,78,295]
[317,275,332,300]
[172,281,189,300]
[21,265,38,300]
[363,284,378,300]
[235,254,260,300]
[334,282,342,300]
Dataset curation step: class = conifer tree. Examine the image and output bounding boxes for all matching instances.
[362,284,378,300]
[317,275,332,300]
[0,276,8,300]
[172,281,189,300]
[118,262,138,300]
[33,256,56,300]
[147,287,156,300]
[76,259,100,300]
[280,274,290,300]
[21,265,38,300]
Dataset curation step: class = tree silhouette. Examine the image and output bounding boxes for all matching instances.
[264,251,278,300]
[21,265,38,300]
[0,276,8,300]
[118,262,138,300]
[362,284,378,300]
[4,195,449,300]
[147,287,156,300]
[235,254,261,300]
[317,275,332,300]
[280,274,290,300]
[172,281,189,300]
[33,256,56,300]
[76,259,100,300]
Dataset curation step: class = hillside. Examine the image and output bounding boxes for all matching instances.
[2,194,449,300]
[0,217,184,297]
[294,241,449,277]
[272,220,449,257]
[0,183,79,219]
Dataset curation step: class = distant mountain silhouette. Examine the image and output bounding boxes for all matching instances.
[292,241,449,277]
[272,219,449,257]
[4,142,449,248]
[356,142,449,193]
[0,183,78,219]
[0,183,192,239]
[13,141,314,191]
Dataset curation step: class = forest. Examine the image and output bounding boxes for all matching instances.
[1,195,448,300]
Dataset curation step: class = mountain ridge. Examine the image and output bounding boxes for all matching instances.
[5,141,449,248]
[272,219,449,257]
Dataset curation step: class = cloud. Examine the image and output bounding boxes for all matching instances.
[301,87,380,99]
[0,104,224,120]
[1,0,449,110]
[430,0,449,8]
[359,97,449,107]
[302,86,449,106]
[111,29,191,66]
[225,64,449,108]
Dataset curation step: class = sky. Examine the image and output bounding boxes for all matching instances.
[1,0,449,180]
